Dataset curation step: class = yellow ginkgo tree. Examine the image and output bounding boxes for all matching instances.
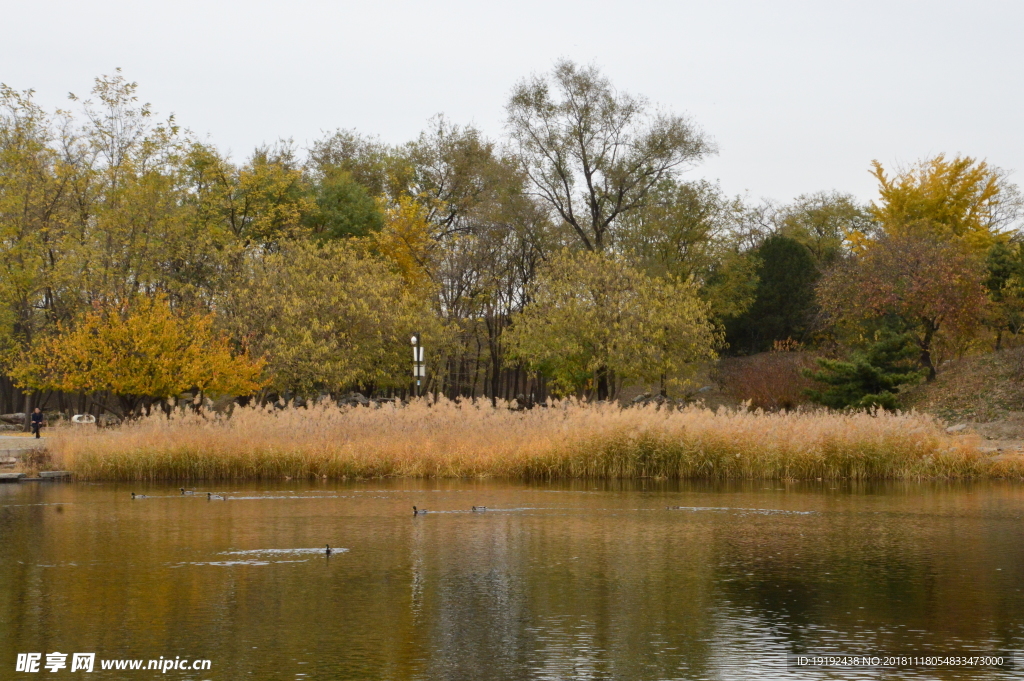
[12,295,265,418]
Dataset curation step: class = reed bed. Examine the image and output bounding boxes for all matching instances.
[47,398,1024,481]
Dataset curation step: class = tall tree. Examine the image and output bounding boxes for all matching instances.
[506,60,714,252]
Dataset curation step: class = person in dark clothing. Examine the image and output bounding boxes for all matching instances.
[30,408,44,438]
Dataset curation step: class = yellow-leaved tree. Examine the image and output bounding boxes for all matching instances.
[371,194,441,289]
[869,155,1016,251]
[12,296,265,417]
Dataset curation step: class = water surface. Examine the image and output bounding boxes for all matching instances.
[2,480,1023,679]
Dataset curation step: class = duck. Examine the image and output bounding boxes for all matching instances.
[131,492,148,499]
[471,506,487,512]
[325,544,332,555]
[180,488,196,496]
[207,492,226,500]
[412,506,428,516]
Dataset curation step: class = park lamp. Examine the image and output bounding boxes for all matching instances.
[411,333,424,396]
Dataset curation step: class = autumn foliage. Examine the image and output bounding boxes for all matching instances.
[12,296,264,416]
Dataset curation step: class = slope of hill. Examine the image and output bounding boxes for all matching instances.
[901,346,1024,450]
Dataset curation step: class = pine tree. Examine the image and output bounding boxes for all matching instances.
[804,331,924,410]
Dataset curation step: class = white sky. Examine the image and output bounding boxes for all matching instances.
[3,0,1022,205]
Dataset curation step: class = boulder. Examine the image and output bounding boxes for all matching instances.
[0,413,25,425]
[338,392,371,407]
[946,424,969,434]
[98,413,122,427]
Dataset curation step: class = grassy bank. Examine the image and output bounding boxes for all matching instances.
[46,399,1024,481]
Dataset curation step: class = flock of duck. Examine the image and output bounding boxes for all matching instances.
[130,494,489,554]
[129,493,486,516]
[413,505,487,515]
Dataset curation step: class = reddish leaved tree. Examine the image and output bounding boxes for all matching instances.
[817,229,988,380]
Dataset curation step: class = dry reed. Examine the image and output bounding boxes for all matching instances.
[47,399,1024,482]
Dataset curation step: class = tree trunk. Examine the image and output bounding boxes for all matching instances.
[920,322,938,381]
[22,392,34,433]
[596,366,610,401]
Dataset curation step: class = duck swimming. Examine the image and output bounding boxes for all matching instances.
[413,506,428,515]
[131,493,148,499]
[325,544,332,555]
[207,492,225,500]
[180,488,196,496]
[472,506,487,512]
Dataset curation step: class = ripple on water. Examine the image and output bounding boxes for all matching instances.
[165,547,347,567]
[221,548,348,556]
[667,506,817,515]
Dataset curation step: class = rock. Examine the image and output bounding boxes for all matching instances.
[0,413,25,425]
[98,413,122,427]
[630,393,676,408]
[0,473,26,482]
[946,424,968,433]
[338,392,371,407]
[0,424,19,432]
[39,471,72,479]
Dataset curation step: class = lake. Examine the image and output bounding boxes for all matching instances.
[2,480,1023,679]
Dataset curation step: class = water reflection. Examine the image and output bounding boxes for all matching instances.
[1,480,1023,679]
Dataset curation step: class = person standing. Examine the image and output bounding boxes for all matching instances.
[30,408,44,439]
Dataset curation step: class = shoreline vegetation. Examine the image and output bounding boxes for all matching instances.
[41,399,1024,482]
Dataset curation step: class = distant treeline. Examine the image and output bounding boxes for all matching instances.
[1,62,1022,420]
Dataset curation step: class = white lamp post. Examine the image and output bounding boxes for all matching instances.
[411,334,424,397]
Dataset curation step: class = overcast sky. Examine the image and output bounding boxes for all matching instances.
[3,0,1022,205]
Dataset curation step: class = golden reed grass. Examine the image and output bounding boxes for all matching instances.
[47,398,1024,481]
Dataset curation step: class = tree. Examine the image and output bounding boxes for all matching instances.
[869,154,1022,251]
[777,191,871,267]
[221,143,314,247]
[983,241,1024,349]
[308,128,411,200]
[304,168,383,240]
[506,60,714,252]
[725,235,819,354]
[371,194,440,290]
[817,230,988,380]
[0,85,68,360]
[504,250,719,398]
[618,179,736,277]
[804,330,924,410]
[221,240,437,397]
[12,296,264,417]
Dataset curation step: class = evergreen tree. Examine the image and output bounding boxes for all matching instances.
[804,331,924,410]
[726,235,818,354]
